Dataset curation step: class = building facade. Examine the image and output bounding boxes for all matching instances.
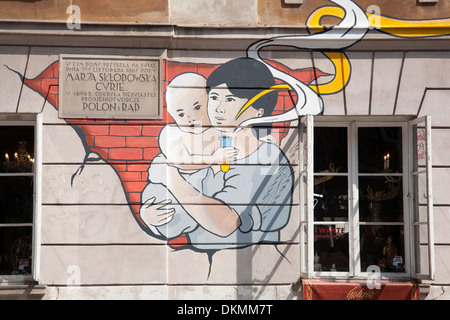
[0,0,449,300]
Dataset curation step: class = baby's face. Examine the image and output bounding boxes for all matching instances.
[167,87,210,133]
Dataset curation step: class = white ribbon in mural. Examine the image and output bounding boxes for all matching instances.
[241,0,369,128]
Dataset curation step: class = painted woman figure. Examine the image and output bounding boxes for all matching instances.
[141,57,294,251]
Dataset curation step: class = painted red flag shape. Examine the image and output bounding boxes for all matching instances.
[10,59,327,241]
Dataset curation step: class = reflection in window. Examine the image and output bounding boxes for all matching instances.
[314,176,348,222]
[359,176,403,223]
[0,227,32,275]
[360,225,405,273]
[314,224,349,272]
[358,127,405,273]
[312,124,406,275]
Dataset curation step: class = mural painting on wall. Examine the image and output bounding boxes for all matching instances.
[6,0,450,268]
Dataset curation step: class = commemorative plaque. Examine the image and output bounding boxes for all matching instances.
[59,55,162,119]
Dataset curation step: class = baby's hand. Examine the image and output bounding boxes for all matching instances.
[212,147,238,164]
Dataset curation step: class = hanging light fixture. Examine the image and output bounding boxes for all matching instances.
[2,141,34,172]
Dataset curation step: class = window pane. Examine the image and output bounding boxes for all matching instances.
[314,127,347,173]
[413,171,428,207]
[314,176,348,221]
[412,173,432,276]
[359,176,403,222]
[0,227,32,275]
[314,224,349,272]
[358,127,402,173]
[412,125,428,170]
[0,126,34,173]
[300,223,308,275]
[0,177,34,224]
[360,225,405,273]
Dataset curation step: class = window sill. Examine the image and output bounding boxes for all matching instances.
[0,283,46,298]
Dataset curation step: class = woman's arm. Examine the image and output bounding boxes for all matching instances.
[174,146,238,170]
[162,126,238,169]
[165,165,241,237]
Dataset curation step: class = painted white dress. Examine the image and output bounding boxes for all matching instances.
[140,162,211,239]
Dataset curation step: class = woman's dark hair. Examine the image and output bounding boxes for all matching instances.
[206,57,278,117]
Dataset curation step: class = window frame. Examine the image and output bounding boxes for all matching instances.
[408,115,435,280]
[300,115,434,280]
[0,113,42,283]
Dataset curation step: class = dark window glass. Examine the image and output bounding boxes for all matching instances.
[360,225,405,273]
[359,176,403,223]
[0,126,34,173]
[358,127,402,173]
[312,125,406,275]
[314,127,347,173]
[0,227,32,275]
[0,177,34,224]
[314,176,348,222]
[0,125,34,276]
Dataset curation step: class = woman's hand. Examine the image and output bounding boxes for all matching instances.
[140,197,175,227]
[259,134,277,144]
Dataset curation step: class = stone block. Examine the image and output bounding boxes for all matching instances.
[169,0,257,26]
[167,243,299,284]
[371,52,404,115]
[396,52,450,115]
[345,52,372,115]
[40,245,167,285]
[41,205,160,245]
[0,47,29,113]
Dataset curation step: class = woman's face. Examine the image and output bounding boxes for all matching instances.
[207,84,262,128]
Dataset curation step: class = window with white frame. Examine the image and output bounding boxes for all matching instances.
[300,115,434,280]
[0,116,41,282]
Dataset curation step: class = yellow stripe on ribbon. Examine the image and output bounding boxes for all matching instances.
[306,5,450,95]
[306,5,345,33]
[307,5,450,38]
[235,84,292,120]
[367,13,450,38]
[310,51,351,95]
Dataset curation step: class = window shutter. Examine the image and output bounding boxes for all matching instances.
[409,115,435,280]
[299,114,314,278]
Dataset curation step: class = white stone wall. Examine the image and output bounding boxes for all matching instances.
[1,45,450,300]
